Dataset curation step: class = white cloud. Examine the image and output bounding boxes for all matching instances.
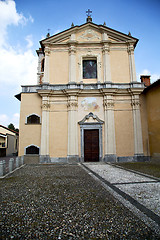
[0,0,36,128]
[0,114,9,126]
[0,0,34,47]
[0,113,20,128]
[0,47,37,93]
[25,34,33,48]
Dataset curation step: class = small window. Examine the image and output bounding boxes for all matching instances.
[83,59,97,79]
[26,145,39,155]
[41,58,45,72]
[27,114,40,124]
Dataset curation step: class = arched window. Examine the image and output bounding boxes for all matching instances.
[27,114,40,124]
[26,145,39,155]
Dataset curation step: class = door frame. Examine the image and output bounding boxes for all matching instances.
[78,113,103,162]
[84,129,99,162]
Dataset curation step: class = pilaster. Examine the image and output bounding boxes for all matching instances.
[103,95,116,162]
[102,44,112,82]
[69,43,76,83]
[40,95,50,160]
[128,45,137,82]
[67,94,79,162]
[131,95,143,158]
[44,46,50,84]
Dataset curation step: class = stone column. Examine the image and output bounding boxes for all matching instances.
[43,46,50,84]
[69,44,76,82]
[67,95,79,163]
[128,45,137,82]
[131,95,144,160]
[102,44,112,82]
[40,96,50,162]
[103,95,116,162]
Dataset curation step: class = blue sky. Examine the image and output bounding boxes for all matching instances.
[0,0,160,128]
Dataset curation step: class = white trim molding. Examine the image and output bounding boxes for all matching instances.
[25,113,41,124]
[25,144,40,155]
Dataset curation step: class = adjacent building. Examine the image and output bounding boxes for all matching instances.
[0,125,19,157]
[16,16,150,163]
[142,78,160,161]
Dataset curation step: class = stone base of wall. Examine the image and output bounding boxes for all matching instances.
[24,155,39,164]
[117,155,150,162]
[22,154,151,164]
[104,154,117,162]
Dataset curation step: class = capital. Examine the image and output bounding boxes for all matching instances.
[69,45,76,54]
[45,46,51,56]
[131,99,140,109]
[102,45,110,54]
[103,98,114,110]
[42,103,50,111]
[127,45,134,55]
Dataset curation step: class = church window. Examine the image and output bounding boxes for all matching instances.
[41,58,45,72]
[26,145,39,155]
[83,59,97,79]
[27,114,40,124]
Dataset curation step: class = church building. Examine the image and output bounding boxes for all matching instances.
[16,13,150,163]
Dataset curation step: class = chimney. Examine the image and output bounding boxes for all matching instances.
[140,75,151,87]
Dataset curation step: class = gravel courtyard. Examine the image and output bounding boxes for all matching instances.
[0,164,159,239]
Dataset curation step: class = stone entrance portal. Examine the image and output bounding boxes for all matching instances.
[78,112,104,162]
[84,129,99,162]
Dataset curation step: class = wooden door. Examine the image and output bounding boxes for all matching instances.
[84,129,99,162]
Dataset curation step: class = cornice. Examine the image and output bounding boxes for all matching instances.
[22,82,145,96]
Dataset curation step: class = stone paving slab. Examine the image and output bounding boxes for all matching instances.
[83,163,160,229]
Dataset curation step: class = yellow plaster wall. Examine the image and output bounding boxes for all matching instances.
[115,109,134,156]
[140,95,150,156]
[50,51,69,84]
[19,93,41,156]
[110,50,130,83]
[49,111,68,157]
[144,86,160,158]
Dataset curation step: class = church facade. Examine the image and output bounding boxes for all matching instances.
[16,17,150,163]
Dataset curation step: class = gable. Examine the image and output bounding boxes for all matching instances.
[41,22,138,47]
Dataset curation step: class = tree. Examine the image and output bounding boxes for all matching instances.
[8,123,15,131]
[8,123,19,133]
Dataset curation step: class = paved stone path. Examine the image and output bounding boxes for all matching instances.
[0,164,159,239]
[83,162,160,235]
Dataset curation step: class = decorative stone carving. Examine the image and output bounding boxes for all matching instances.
[103,98,114,110]
[78,112,104,124]
[42,103,50,110]
[102,45,110,54]
[78,29,100,41]
[131,99,140,108]
[68,45,76,54]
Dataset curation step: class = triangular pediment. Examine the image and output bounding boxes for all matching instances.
[41,22,138,47]
[78,112,104,125]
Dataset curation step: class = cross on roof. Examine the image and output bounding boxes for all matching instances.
[86,9,92,17]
